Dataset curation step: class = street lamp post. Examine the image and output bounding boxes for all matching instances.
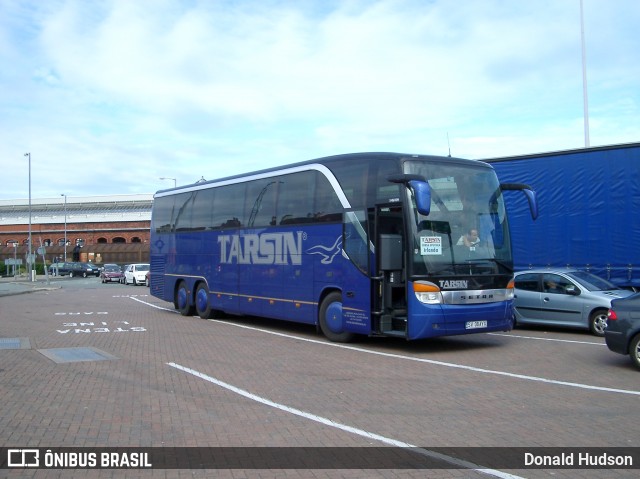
[24,152,34,281]
[159,177,177,188]
[61,194,67,262]
[580,0,590,147]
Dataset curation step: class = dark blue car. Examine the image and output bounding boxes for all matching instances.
[605,293,640,370]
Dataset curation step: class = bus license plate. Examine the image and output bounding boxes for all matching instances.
[465,320,487,329]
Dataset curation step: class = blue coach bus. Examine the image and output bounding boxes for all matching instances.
[150,152,537,342]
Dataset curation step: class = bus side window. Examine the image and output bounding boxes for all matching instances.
[213,183,246,229]
[245,179,278,227]
[152,195,176,234]
[173,192,195,231]
[344,210,369,274]
[277,172,314,225]
[315,172,343,223]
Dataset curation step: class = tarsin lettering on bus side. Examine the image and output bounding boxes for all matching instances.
[218,232,303,265]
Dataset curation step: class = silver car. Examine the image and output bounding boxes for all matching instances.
[513,268,634,336]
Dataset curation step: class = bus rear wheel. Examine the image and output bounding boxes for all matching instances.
[195,283,215,319]
[319,292,354,343]
[175,281,195,316]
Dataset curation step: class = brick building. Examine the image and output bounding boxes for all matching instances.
[0,194,152,266]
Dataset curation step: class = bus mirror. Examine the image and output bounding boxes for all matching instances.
[408,180,431,216]
[500,183,539,220]
[387,174,431,216]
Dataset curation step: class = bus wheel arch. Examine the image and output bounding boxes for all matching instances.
[174,280,195,316]
[318,290,354,343]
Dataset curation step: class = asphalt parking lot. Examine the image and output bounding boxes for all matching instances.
[0,276,638,478]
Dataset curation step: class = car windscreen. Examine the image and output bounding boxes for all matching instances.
[568,271,619,291]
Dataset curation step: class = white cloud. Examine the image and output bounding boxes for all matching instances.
[0,0,638,199]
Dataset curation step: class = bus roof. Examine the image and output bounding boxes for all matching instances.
[155,152,489,196]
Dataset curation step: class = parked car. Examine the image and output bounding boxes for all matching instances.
[100,264,124,284]
[119,265,131,284]
[124,263,150,286]
[145,270,150,287]
[69,262,101,278]
[48,262,99,277]
[48,262,67,276]
[513,268,634,336]
[605,293,640,370]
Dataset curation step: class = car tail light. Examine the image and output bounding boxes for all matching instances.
[607,309,618,320]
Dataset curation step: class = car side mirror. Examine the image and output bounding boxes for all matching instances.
[565,285,580,296]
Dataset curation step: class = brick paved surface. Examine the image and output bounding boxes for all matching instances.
[0,277,638,478]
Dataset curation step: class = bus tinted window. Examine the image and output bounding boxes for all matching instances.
[153,195,175,233]
[245,179,278,227]
[328,158,400,208]
[315,172,343,222]
[173,192,195,231]
[212,183,245,228]
[277,172,315,225]
[191,188,215,230]
[375,160,401,203]
[328,159,368,208]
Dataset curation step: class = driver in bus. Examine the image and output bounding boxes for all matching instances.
[457,228,480,249]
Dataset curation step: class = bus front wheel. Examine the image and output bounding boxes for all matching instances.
[319,292,354,343]
[175,281,195,316]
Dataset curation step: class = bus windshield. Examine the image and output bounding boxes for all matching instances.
[404,160,513,277]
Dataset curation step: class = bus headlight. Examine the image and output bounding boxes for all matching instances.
[413,281,443,304]
[506,278,515,300]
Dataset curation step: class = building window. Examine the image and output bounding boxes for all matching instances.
[112,237,126,243]
[131,237,142,243]
[97,237,108,244]
[6,240,18,247]
[76,239,85,247]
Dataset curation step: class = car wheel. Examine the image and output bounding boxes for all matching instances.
[69,271,74,278]
[83,272,88,278]
[133,278,138,286]
[175,281,194,316]
[629,334,640,370]
[318,291,354,342]
[589,309,608,337]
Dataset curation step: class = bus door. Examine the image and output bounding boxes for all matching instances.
[341,210,374,336]
[373,204,407,337]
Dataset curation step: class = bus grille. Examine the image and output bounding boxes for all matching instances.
[150,255,165,296]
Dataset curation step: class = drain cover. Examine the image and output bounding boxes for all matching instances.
[38,347,118,363]
[0,338,31,350]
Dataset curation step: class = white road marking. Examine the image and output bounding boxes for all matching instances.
[210,319,640,397]
[167,361,524,479]
[129,296,175,311]
[489,332,604,346]
[130,296,640,396]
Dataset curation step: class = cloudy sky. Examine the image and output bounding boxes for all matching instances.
[1,0,639,200]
